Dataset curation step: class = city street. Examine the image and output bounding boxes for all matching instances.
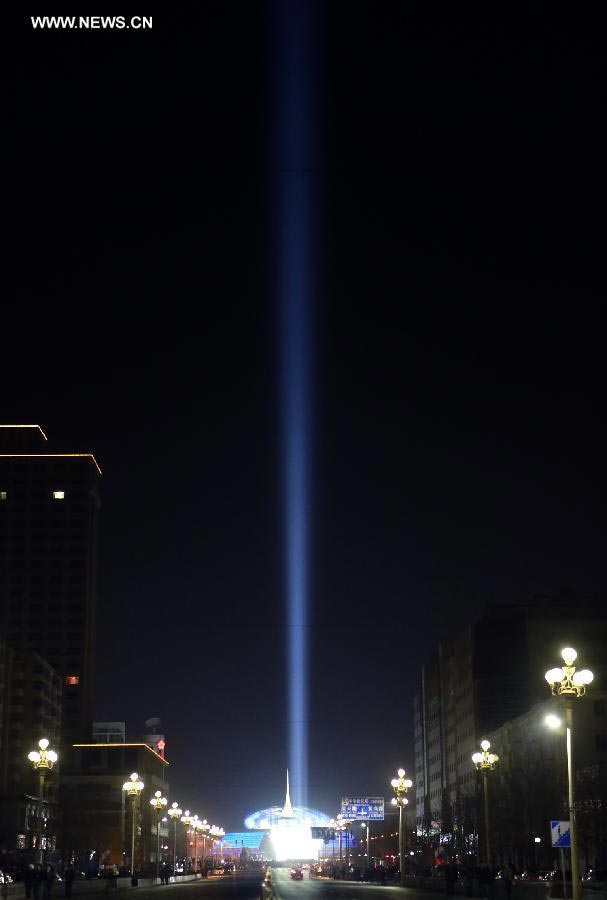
[270,868,420,899]
[120,875,264,900]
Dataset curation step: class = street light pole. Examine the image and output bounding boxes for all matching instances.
[192,817,200,872]
[149,790,168,879]
[122,773,144,881]
[545,647,594,900]
[472,740,499,863]
[168,802,182,877]
[28,738,58,864]
[391,767,413,886]
[181,811,193,873]
[201,821,209,870]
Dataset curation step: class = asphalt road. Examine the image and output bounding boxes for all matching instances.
[126,874,265,900]
[269,868,419,899]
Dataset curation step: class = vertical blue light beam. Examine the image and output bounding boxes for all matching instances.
[276,0,317,810]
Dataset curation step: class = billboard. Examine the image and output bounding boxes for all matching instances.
[340,797,385,820]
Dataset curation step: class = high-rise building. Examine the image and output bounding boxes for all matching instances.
[413,593,607,840]
[0,636,62,852]
[0,424,101,746]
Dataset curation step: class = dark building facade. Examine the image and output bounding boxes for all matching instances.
[59,743,170,871]
[0,636,62,853]
[0,424,101,746]
[414,594,607,853]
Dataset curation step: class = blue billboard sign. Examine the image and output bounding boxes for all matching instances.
[341,797,385,820]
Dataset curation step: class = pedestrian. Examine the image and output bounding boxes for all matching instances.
[487,862,497,900]
[32,866,42,900]
[63,864,74,899]
[446,860,458,895]
[502,863,514,900]
[42,865,54,900]
[25,864,35,900]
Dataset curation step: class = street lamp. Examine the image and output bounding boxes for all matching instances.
[181,810,193,872]
[217,827,225,865]
[390,767,412,886]
[360,821,371,870]
[168,801,182,876]
[28,738,58,863]
[545,647,593,900]
[191,816,201,872]
[472,739,499,863]
[200,820,210,869]
[149,790,168,879]
[122,773,144,881]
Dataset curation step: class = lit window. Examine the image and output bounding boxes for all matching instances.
[65,675,79,686]
[0,491,6,500]
[52,491,65,500]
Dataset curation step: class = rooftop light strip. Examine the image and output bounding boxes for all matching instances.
[0,453,102,475]
[0,424,48,440]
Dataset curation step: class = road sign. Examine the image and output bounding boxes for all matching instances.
[551,820,571,848]
[341,797,385,820]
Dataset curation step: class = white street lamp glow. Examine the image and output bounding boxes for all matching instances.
[122,773,144,794]
[561,647,578,666]
[546,667,565,685]
[391,768,411,886]
[545,714,562,729]
[29,738,58,864]
[544,645,594,900]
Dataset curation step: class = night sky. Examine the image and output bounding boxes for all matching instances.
[4,6,606,830]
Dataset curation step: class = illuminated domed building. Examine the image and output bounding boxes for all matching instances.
[223,771,332,862]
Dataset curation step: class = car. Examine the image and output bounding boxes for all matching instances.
[290,868,304,880]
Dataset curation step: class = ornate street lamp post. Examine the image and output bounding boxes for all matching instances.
[545,647,594,900]
[168,801,182,876]
[122,773,144,881]
[200,820,210,869]
[191,816,201,872]
[472,740,499,864]
[149,790,168,879]
[181,810,193,872]
[391,768,413,886]
[28,738,58,863]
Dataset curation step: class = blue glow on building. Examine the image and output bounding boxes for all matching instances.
[244,806,332,831]
[276,0,317,810]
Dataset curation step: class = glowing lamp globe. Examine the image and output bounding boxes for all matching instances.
[561,648,578,666]
[545,668,564,685]
[545,714,562,729]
